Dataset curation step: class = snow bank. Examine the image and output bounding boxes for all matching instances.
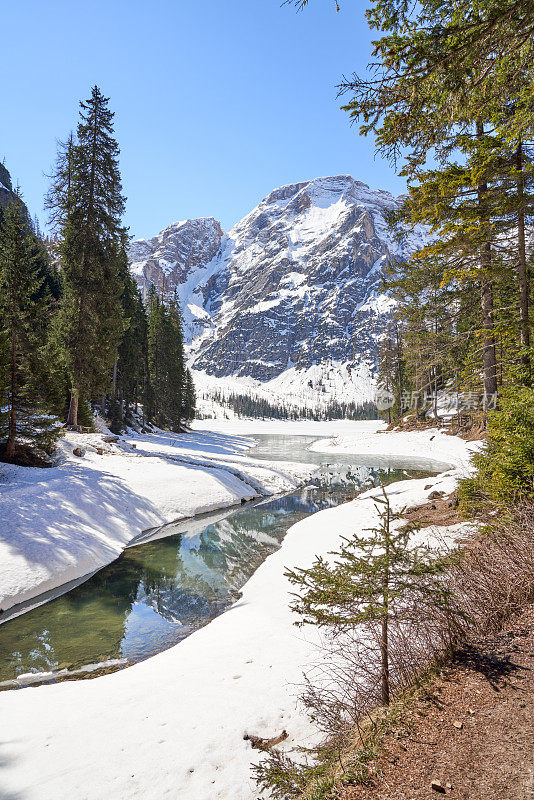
[0,426,479,800]
[309,425,473,471]
[0,428,314,619]
[193,417,385,437]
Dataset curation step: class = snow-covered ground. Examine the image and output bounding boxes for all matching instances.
[0,427,314,620]
[308,424,472,466]
[0,424,479,800]
[192,417,385,436]
[193,363,379,417]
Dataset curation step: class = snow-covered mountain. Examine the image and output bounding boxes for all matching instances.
[129,216,224,339]
[129,175,427,411]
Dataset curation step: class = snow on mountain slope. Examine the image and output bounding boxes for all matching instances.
[129,217,224,339]
[193,362,378,420]
[129,176,428,409]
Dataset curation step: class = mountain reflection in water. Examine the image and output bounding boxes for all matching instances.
[0,435,434,686]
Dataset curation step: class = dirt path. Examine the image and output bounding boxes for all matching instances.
[338,606,534,800]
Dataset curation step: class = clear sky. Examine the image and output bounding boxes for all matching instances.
[1,0,406,239]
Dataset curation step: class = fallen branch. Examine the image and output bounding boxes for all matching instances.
[244,729,288,750]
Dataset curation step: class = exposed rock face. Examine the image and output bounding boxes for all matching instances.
[129,217,224,338]
[129,175,427,403]
[0,163,14,210]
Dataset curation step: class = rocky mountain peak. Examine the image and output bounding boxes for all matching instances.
[129,175,428,408]
[129,217,224,303]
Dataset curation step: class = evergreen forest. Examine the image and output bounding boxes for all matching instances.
[0,87,195,464]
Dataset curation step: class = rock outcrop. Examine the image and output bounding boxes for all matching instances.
[0,163,14,210]
[129,217,224,339]
[129,175,428,405]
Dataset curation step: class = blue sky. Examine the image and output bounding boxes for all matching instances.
[1,0,406,239]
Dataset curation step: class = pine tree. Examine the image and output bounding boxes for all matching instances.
[317,0,534,401]
[49,87,126,426]
[334,0,534,169]
[286,488,455,706]
[488,136,534,383]
[45,133,76,235]
[181,368,197,423]
[383,229,473,421]
[0,191,61,459]
[388,131,508,404]
[465,385,534,504]
[164,296,186,430]
[113,240,149,429]
[377,321,404,422]
[145,286,190,431]
[146,285,165,424]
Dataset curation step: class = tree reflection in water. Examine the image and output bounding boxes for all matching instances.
[0,439,431,685]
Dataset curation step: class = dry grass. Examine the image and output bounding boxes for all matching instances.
[254,504,534,800]
[451,504,534,636]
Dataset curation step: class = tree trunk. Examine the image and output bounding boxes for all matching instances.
[69,93,99,434]
[476,120,498,401]
[381,615,390,706]
[67,386,79,427]
[480,270,498,398]
[395,323,403,414]
[516,141,531,382]
[6,330,17,458]
[433,315,439,420]
[381,497,391,706]
[455,372,460,427]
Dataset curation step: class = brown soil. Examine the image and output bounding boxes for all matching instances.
[336,606,534,800]
[444,426,485,443]
[402,492,463,529]
[381,420,485,442]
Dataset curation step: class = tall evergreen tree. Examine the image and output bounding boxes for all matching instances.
[48,87,126,426]
[377,320,404,422]
[146,285,165,423]
[146,287,188,430]
[45,133,76,236]
[164,296,186,430]
[390,127,534,401]
[0,192,60,459]
[111,239,149,430]
[181,368,197,423]
[297,0,534,406]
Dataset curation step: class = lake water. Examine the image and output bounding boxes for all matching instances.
[0,434,443,687]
